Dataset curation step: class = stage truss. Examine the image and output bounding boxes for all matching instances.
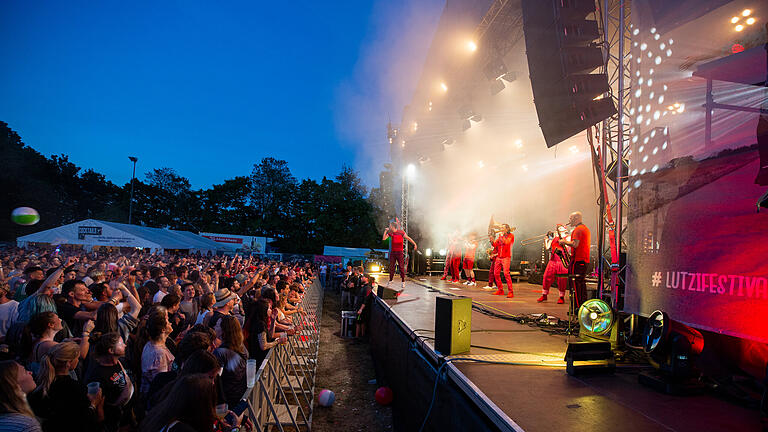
[597,0,632,309]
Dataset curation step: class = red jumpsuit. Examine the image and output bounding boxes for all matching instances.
[542,237,569,297]
[448,239,462,282]
[492,233,515,297]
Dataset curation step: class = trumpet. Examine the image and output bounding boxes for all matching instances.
[520,233,550,246]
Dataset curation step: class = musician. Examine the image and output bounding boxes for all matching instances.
[492,224,515,298]
[559,212,591,308]
[448,234,463,283]
[440,231,459,281]
[538,225,570,304]
[462,233,479,286]
[382,219,418,289]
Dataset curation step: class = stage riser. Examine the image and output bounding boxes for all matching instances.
[370,298,505,432]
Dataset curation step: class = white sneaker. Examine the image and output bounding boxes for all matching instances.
[401,282,406,290]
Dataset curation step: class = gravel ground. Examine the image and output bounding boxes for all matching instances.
[311,288,393,432]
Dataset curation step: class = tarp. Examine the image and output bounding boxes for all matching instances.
[16,219,226,254]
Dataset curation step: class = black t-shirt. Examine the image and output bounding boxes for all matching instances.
[84,361,133,431]
[56,301,85,335]
[207,311,225,330]
[36,375,99,432]
[247,320,269,366]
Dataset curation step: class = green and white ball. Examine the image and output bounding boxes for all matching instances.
[11,207,40,226]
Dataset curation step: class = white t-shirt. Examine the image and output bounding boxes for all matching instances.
[153,290,167,304]
[0,300,20,339]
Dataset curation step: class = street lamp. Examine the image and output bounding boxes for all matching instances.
[128,156,138,224]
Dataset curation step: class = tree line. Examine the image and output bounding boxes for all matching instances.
[0,121,396,254]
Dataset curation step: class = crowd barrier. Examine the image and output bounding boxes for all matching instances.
[244,278,324,431]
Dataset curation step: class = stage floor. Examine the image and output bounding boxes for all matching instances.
[377,275,761,432]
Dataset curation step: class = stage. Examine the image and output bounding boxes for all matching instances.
[369,275,761,432]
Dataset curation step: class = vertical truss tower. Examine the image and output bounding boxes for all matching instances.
[598,0,632,308]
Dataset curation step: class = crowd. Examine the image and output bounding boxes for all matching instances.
[0,246,315,432]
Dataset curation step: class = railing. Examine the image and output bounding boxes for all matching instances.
[245,278,323,431]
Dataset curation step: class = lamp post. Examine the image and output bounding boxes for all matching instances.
[128,156,138,224]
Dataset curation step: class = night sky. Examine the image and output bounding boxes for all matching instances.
[0,1,443,189]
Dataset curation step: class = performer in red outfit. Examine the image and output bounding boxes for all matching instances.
[462,233,479,286]
[560,212,590,308]
[382,218,418,289]
[538,225,570,304]
[492,224,516,298]
[441,231,459,280]
[448,235,462,283]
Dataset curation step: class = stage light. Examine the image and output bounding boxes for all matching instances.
[634,180,642,188]
[638,77,644,85]
[569,145,579,154]
[406,164,416,179]
[655,56,662,64]
[441,138,455,148]
[489,78,505,95]
[735,24,744,31]
[401,140,405,148]
[440,82,448,92]
[731,16,740,23]
[650,27,656,33]
[466,40,477,52]
[418,156,430,165]
[370,264,381,273]
[461,119,471,131]
[747,17,756,25]
[425,248,432,257]
[514,139,523,149]
[439,249,446,256]
[633,28,639,35]
[578,299,614,336]
[470,114,483,123]
[742,9,751,17]
[640,42,647,51]
[522,164,528,171]
[732,43,745,53]
[428,101,433,111]
[412,121,418,132]
[477,160,485,168]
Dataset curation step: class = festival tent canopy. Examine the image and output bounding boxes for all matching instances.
[16,219,232,254]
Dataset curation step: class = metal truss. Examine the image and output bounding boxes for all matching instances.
[597,0,632,308]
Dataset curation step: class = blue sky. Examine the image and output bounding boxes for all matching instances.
[0,1,442,189]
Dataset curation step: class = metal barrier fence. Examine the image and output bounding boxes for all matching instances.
[245,278,323,431]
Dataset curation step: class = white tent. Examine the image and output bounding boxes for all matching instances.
[16,219,231,254]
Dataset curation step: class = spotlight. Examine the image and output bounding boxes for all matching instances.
[418,156,430,165]
[501,72,517,83]
[735,24,744,31]
[483,58,508,81]
[730,16,739,24]
[470,114,483,123]
[477,160,485,168]
[578,299,614,336]
[742,9,751,17]
[489,79,505,95]
[425,248,432,257]
[412,121,418,131]
[441,138,455,148]
[440,82,448,92]
[439,249,446,256]
[746,17,756,25]
[370,264,381,273]
[461,119,471,131]
[466,40,477,52]
[406,164,416,179]
[640,310,705,393]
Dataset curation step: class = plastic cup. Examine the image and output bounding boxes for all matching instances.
[87,382,100,395]
[215,403,228,418]
[246,359,257,388]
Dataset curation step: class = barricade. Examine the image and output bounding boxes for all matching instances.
[245,277,323,431]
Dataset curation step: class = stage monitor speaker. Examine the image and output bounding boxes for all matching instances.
[377,285,400,300]
[434,296,472,355]
[522,0,617,148]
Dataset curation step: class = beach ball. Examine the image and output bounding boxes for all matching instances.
[318,389,335,407]
[11,207,40,226]
[374,386,393,405]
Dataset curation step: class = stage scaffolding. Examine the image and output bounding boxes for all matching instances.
[598,0,632,309]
